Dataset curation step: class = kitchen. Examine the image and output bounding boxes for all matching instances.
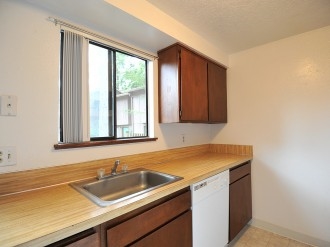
[0,0,330,246]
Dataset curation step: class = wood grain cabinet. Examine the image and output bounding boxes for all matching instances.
[46,227,100,247]
[158,43,227,123]
[207,61,227,123]
[102,187,192,247]
[229,162,252,242]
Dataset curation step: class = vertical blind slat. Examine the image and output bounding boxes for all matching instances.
[61,30,83,143]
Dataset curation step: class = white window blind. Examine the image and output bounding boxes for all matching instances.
[61,30,85,143]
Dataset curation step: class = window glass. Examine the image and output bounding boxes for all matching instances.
[88,43,147,140]
[89,44,114,138]
[116,52,147,138]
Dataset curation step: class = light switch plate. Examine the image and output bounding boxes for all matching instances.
[0,95,17,116]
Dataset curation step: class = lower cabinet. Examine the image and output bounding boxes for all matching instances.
[229,162,252,242]
[130,211,192,247]
[103,187,192,247]
[46,227,101,247]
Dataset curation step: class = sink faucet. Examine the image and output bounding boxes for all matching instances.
[111,160,120,175]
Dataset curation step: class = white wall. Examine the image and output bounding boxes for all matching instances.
[0,1,212,173]
[212,26,330,244]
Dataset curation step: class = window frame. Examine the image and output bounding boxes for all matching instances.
[56,33,156,149]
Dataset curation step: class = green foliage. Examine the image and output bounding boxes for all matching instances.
[116,52,146,92]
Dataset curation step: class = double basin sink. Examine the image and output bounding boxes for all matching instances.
[71,169,183,207]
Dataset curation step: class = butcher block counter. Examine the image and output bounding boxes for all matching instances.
[0,144,252,247]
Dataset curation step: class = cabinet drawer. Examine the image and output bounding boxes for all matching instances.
[46,227,100,247]
[230,162,251,184]
[130,210,192,247]
[107,190,191,246]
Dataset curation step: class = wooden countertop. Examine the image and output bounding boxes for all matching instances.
[0,148,252,247]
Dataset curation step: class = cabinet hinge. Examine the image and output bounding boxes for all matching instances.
[179,110,182,117]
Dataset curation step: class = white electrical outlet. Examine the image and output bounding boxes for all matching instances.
[0,95,17,116]
[181,134,185,143]
[0,146,17,166]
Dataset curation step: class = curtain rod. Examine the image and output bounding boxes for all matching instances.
[47,17,158,60]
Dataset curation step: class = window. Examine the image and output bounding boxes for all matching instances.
[88,42,148,140]
[58,30,151,148]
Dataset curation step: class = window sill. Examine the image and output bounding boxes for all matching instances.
[54,137,158,150]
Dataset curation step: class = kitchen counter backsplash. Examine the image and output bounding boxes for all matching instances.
[0,144,252,196]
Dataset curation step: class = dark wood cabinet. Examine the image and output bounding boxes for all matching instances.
[130,211,192,247]
[180,47,208,122]
[229,162,252,242]
[103,187,192,247]
[158,44,180,123]
[158,43,227,123]
[46,227,100,247]
[208,61,227,123]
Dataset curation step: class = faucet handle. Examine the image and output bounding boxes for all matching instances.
[97,168,105,179]
[122,164,128,173]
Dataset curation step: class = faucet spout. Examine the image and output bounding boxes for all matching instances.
[111,160,120,175]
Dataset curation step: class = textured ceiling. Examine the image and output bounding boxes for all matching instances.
[146,0,330,53]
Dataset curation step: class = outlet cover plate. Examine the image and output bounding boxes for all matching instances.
[0,95,17,116]
[0,146,16,166]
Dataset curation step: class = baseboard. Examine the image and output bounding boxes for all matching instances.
[250,218,330,247]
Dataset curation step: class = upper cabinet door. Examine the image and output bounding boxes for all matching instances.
[208,62,227,123]
[158,45,180,123]
[180,47,208,122]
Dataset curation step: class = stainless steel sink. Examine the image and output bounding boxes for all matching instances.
[70,169,183,207]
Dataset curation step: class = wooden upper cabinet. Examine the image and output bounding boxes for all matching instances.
[158,45,180,123]
[180,47,208,122]
[158,43,227,123]
[208,61,227,123]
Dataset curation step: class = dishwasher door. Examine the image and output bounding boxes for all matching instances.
[191,170,229,247]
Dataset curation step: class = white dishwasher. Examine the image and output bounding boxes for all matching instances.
[191,170,229,247]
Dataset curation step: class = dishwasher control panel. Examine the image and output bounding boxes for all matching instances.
[191,170,229,203]
[193,181,207,191]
